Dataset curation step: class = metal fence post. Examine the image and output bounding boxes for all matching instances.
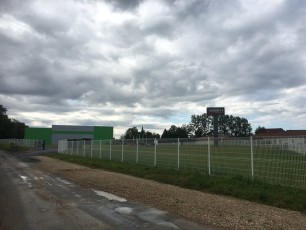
[109,139,112,160]
[91,140,93,158]
[77,141,79,156]
[71,141,74,155]
[136,139,139,163]
[250,136,254,180]
[58,141,60,153]
[178,138,180,170]
[122,139,124,162]
[83,140,86,157]
[154,138,157,166]
[99,140,102,159]
[208,137,211,176]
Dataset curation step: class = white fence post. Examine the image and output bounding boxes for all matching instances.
[99,140,102,159]
[250,136,254,180]
[91,140,93,158]
[136,139,139,163]
[109,139,112,160]
[177,138,180,170]
[154,138,157,166]
[58,141,60,153]
[208,137,211,176]
[122,139,124,162]
[77,141,79,156]
[83,140,86,157]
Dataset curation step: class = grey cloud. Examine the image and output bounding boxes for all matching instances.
[1,0,306,136]
[108,0,141,11]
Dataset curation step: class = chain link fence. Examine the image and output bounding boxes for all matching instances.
[0,138,43,149]
[58,136,306,189]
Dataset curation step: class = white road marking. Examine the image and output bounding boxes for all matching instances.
[92,190,127,202]
[57,178,73,185]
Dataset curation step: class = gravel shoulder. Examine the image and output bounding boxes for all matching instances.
[34,156,306,230]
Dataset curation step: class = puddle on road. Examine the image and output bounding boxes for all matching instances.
[92,189,127,202]
[20,175,28,182]
[18,162,29,168]
[19,175,32,187]
[115,207,133,214]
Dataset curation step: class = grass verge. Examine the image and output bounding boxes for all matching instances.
[47,153,306,213]
[0,143,30,152]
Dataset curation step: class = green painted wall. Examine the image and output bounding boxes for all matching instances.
[94,126,113,140]
[24,127,52,145]
[24,126,113,145]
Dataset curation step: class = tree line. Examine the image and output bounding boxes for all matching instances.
[121,126,160,139]
[123,113,256,139]
[0,105,27,139]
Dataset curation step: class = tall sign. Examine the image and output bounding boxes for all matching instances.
[207,107,225,116]
[207,107,225,146]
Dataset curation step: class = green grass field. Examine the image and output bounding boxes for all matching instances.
[62,141,306,189]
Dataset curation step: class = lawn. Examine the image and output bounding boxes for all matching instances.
[62,140,306,189]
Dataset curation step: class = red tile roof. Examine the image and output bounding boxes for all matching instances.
[256,128,306,137]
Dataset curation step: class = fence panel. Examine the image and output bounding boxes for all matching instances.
[210,137,252,177]
[137,138,155,166]
[179,138,209,173]
[155,138,178,169]
[253,144,306,188]
[121,139,137,163]
[0,138,43,149]
[57,136,306,189]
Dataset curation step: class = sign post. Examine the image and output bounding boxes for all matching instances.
[207,107,225,146]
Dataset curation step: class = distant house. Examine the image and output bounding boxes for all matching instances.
[255,128,306,154]
[256,128,306,137]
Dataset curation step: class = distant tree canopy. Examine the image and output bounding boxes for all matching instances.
[189,113,252,137]
[122,126,160,139]
[0,105,27,139]
[255,126,266,135]
[123,113,252,139]
[161,125,190,138]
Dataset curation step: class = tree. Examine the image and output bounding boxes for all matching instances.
[10,119,27,139]
[161,125,189,138]
[123,127,139,139]
[140,126,145,139]
[189,113,252,137]
[145,131,160,139]
[123,127,160,139]
[0,105,27,139]
[255,126,266,135]
[161,129,168,138]
[189,113,212,137]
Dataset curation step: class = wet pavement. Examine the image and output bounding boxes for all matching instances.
[0,150,219,229]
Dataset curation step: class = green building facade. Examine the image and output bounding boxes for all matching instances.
[25,125,113,145]
[24,128,52,144]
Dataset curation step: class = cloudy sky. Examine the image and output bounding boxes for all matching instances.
[1,0,306,138]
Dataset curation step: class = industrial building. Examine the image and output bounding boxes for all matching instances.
[25,125,113,145]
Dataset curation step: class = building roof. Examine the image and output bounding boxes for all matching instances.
[256,128,306,137]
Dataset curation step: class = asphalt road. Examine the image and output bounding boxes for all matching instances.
[0,150,217,230]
